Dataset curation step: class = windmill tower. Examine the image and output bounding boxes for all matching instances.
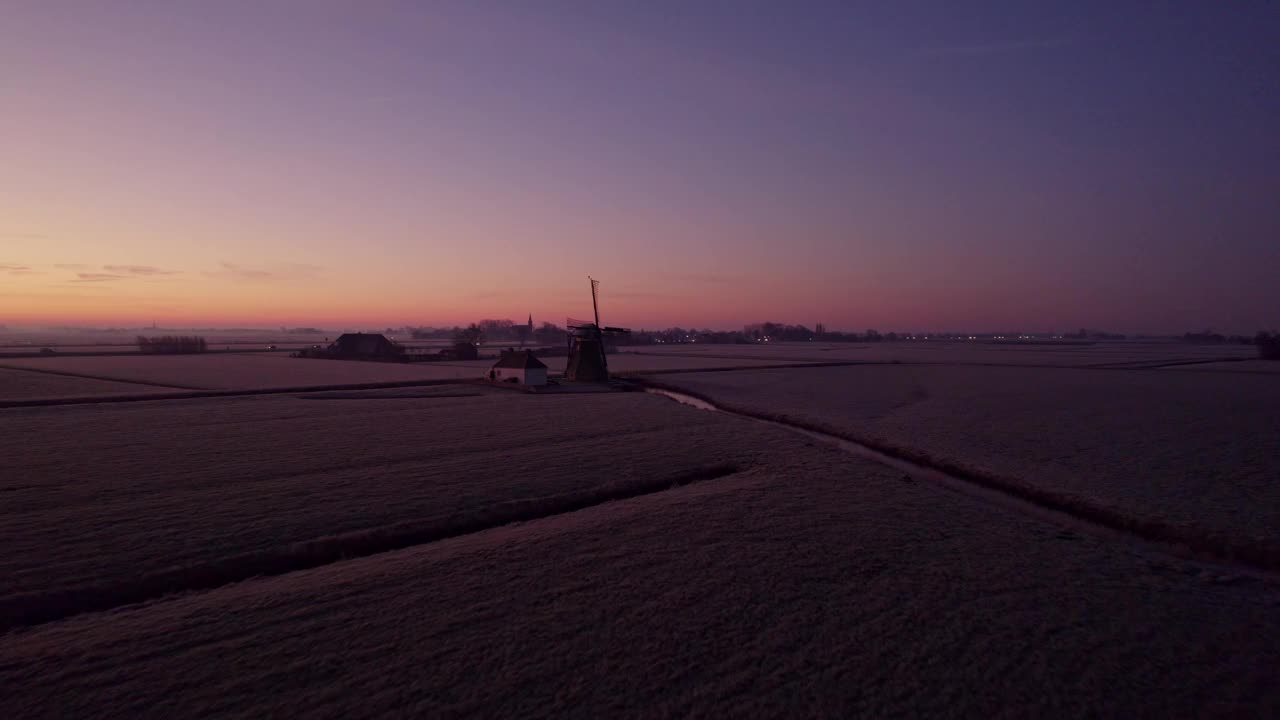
[565,276,631,382]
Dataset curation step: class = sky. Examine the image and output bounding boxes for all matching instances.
[1,1,1277,333]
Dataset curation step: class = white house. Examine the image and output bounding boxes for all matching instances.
[489,350,548,386]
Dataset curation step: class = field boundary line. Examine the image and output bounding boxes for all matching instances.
[0,463,740,634]
[0,363,202,390]
[1085,357,1253,370]
[0,379,479,408]
[636,377,1280,576]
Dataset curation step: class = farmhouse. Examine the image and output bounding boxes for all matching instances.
[328,333,402,360]
[489,350,548,386]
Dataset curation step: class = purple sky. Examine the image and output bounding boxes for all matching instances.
[2,1,1277,332]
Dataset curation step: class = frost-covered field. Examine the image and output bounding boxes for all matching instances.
[1167,359,1280,374]
[652,364,1280,547]
[0,352,817,396]
[0,367,175,401]
[4,423,1278,717]
[5,349,1280,715]
[2,343,1254,401]
[634,340,1256,367]
[563,352,820,374]
[0,354,479,390]
[0,389,780,607]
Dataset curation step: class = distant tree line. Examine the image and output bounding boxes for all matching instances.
[399,319,919,347]
[399,317,1280,351]
[620,324,1073,345]
[136,335,208,354]
[1256,332,1280,360]
[405,320,564,346]
[1181,330,1254,345]
[1064,328,1127,341]
[1179,329,1280,360]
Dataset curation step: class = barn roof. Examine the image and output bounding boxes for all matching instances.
[493,350,547,369]
[331,333,397,356]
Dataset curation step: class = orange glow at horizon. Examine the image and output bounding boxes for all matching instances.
[3,3,1277,335]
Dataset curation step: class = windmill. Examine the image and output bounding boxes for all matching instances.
[564,276,631,381]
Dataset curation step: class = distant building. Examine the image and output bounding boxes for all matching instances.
[447,341,479,361]
[328,333,402,360]
[489,349,548,386]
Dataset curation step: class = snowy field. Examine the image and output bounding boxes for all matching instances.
[1165,359,1280,374]
[0,367,176,401]
[4,344,1279,715]
[633,340,1257,367]
[3,410,1278,717]
[0,354,484,392]
[0,389,771,607]
[0,352,819,398]
[650,364,1280,549]
[538,352,820,374]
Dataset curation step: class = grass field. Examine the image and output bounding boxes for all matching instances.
[632,340,1256,367]
[650,364,1280,550]
[3,343,1278,716]
[1164,359,1280,374]
[0,367,177,400]
[544,352,822,374]
[0,354,478,391]
[3,420,1278,717]
[0,389,783,616]
[0,351,820,398]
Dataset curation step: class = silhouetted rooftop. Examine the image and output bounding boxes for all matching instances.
[493,350,547,370]
[330,333,399,357]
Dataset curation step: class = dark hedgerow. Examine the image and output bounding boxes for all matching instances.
[136,335,209,354]
[1257,332,1280,360]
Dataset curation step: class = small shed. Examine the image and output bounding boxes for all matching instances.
[490,350,548,386]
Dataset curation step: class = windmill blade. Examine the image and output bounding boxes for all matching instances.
[601,326,631,334]
[589,276,601,328]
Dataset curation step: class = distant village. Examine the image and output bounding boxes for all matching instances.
[292,318,1093,369]
[376,321,1148,347]
[7,316,1275,366]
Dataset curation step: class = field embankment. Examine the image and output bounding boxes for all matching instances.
[0,354,479,391]
[0,367,185,401]
[643,365,1280,557]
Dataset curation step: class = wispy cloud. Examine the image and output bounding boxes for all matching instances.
[203,262,323,282]
[102,264,181,276]
[914,36,1074,59]
[73,272,128,282]
[54,263,90,270]
[1,263,45,276]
